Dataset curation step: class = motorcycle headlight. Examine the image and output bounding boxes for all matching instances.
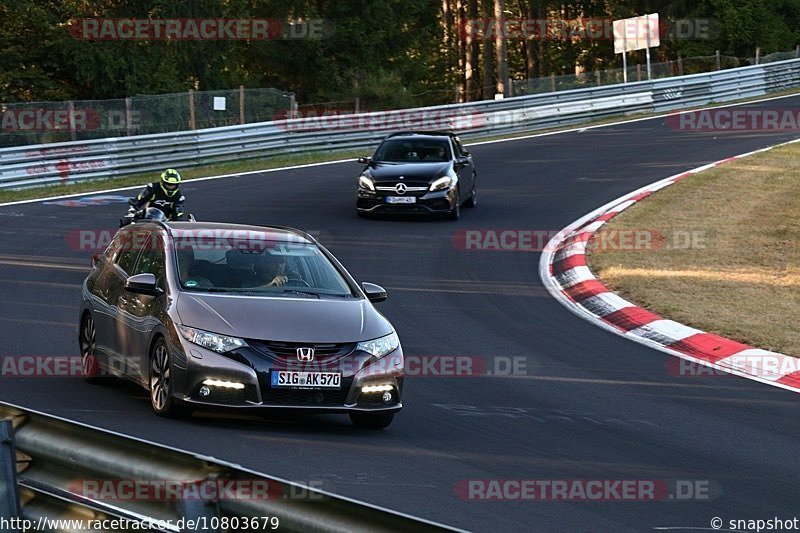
[359,175,375,191]
[357,332,400,359]
[178,325,247,354]
[429,176,455,191]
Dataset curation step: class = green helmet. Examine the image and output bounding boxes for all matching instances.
[160,168,181,195]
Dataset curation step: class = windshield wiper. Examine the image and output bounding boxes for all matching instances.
[279,289,322,298]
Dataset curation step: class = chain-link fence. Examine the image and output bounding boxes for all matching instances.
[511,49,800,96]
[0,87,293,148]
[3,48,799,148]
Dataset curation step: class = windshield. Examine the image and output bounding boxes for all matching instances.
[373,138,451,162]
[173,233,353,297]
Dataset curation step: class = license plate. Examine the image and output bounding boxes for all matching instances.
[386,196,416,204]
[270,371,341,389]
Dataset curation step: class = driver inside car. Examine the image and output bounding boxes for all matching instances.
[256,254,292,288]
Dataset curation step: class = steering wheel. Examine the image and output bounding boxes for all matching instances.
[284,277,311,288]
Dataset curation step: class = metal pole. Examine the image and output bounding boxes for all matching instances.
[550,74,556,92]
[67,100,77,142]
[755,46,760,65]
[636,63,641,82]
[716,50,721,70]
[678,54,684,76]
[0,420,21,521]
[239,85,245,125]
[645,17,652,80]
[188,89,196,130]
[622,22,628,83]
[125,97,133,136]
[795,45,799,58]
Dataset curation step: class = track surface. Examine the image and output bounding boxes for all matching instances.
[2,98,800,532]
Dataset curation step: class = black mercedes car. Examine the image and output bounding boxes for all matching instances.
[356,131,477,219]
[78,221,403,429]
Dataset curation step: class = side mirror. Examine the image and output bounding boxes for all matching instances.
[456,155,471,166]
[361,282,387,303]
[125,273,163,297]
[357,156,371,164]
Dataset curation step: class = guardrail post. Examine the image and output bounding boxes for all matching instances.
[716,50,721,70]
[755,46,760,65]
[796,45,799,58]
[0,419,21,520]
[550,74,555,92]
[636,64,642,82]
[595,70,601,86]
[178,481,220,533]
[677,54,684,76]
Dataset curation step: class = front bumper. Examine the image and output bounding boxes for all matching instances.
[357,187,457,214]
[172,340,404,413]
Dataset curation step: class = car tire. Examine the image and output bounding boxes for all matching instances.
[149,337,192,418]
[349,412,395,430]
[80,314,108,385]
[464,182,477,208]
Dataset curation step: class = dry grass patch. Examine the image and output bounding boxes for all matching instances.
[587,141,800,355]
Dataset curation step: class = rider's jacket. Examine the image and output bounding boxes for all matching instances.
[131,182,185,220]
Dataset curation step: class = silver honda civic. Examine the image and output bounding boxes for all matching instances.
[78,221,403,429]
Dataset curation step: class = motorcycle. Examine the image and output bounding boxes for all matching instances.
[120,199,195,227]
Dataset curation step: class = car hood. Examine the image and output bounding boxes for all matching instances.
[175,292,393,343]
[366,161,451,183]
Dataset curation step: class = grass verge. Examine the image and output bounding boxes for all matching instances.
[587,140,800,355]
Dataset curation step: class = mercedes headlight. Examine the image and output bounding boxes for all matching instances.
[178,325,247,354]
[357,332,400,359]
[429,176,455,191]
[359,175,375,191]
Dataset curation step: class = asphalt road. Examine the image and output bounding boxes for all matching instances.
[2,96,800,532]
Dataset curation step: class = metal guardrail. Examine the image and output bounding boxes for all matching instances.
[2,59,800,190]
[0,403,454,532]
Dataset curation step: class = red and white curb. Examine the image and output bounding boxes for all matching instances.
[540,138,800,393]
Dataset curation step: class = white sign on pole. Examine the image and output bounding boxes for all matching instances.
[213,97,227,111]
[613,14,659,53]
[613,13,659,82]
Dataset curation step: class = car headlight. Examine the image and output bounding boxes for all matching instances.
[429,176,455,191]
[178,325,247,354]
[357,332,400,359]
[359,175,375,191]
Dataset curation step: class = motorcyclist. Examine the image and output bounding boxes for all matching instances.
[127,169,186,222]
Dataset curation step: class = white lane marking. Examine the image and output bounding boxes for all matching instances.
[539,136,800,394]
